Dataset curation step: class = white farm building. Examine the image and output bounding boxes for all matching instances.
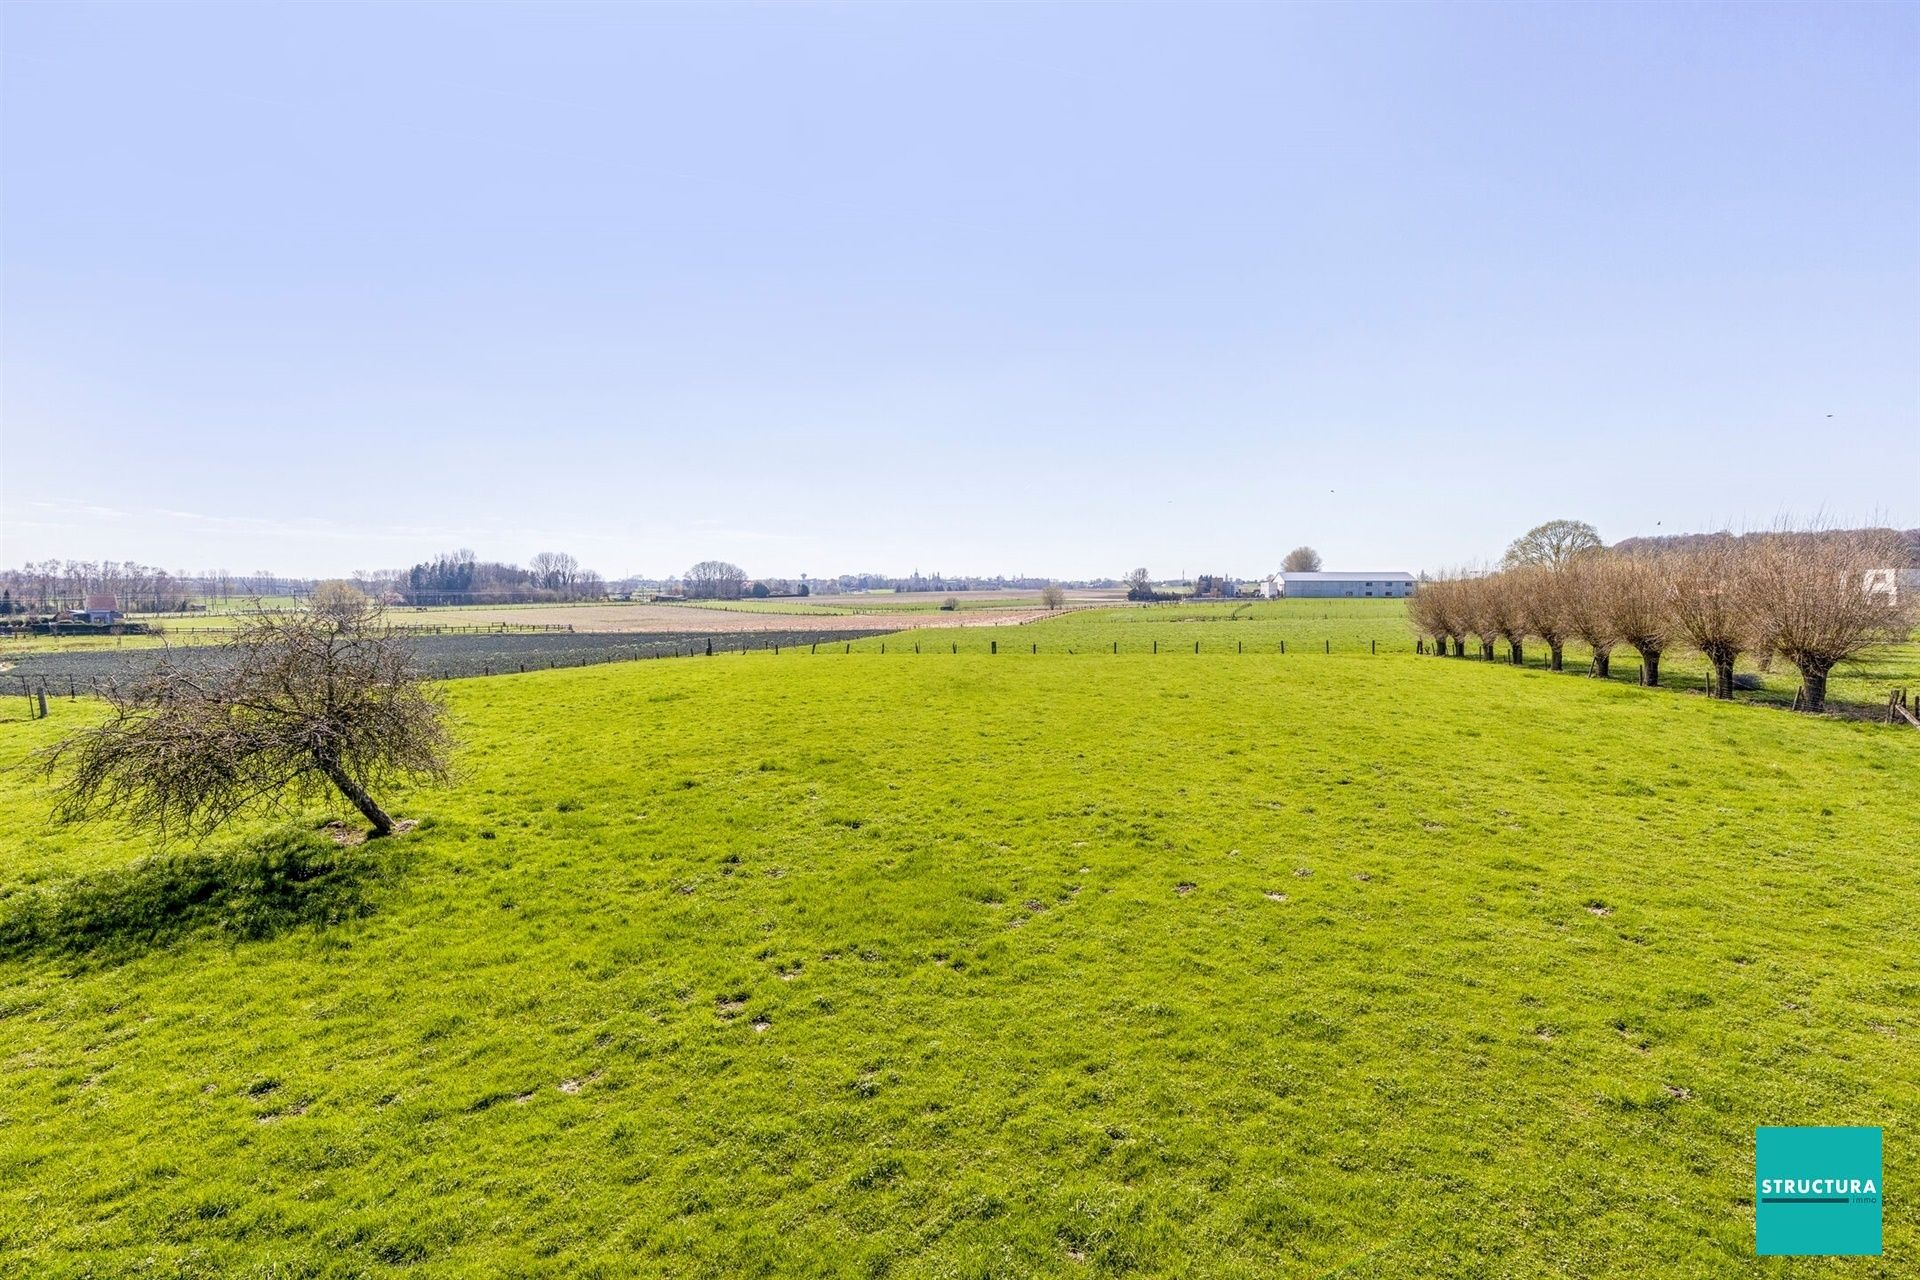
[1277,571,1415,598]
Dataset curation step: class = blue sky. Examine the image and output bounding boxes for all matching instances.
[2,1,1914,581]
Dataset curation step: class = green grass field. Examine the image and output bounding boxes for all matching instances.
[2,614,1916,1276]
[836,600,1917,716]
[860,599,1416,652]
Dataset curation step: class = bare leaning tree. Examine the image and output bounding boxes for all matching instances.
[40,593,452,841]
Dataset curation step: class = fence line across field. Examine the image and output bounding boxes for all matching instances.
[9,636,1429,709]
[10,638,1915,728]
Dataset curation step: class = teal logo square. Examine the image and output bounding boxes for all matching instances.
[1756,1126,1882,1256]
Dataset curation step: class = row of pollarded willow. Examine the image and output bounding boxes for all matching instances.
[1409,531,1913,713]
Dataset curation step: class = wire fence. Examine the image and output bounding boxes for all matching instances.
[3,632,1425,718]
[7,632,1915,728]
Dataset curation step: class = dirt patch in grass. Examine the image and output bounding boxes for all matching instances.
[323,817,417,847]
[386,603,1053,635]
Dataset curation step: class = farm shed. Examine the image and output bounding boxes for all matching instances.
[1277,571,1415,598]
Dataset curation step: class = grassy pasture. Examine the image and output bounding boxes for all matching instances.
[2,636,1916,1276]
[844,600,1918,716]
[860,599,1414,653]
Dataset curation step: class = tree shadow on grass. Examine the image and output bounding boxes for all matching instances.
[0,829,400,964]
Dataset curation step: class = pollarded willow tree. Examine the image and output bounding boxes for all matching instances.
[1666,536,1756,701]
[40,597,452,841]
[1513,565,1573,672]
[1744,529,1912,713]
[1560,555,1620,678]
[1459,575,1501,661]
[1406,578,1454,655]
[1484,573,1530,665]
[1600,554,1672,687]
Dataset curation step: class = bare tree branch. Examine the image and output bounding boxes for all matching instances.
[39,598,453,842]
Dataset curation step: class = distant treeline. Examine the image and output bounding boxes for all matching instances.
[1613,528,1920,566]
[393,550,606,606]
[0,561,298,613]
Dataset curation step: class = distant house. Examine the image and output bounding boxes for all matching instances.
[1867,567,1920,605]
[73,593,123,625]
[1277,571,1415,599]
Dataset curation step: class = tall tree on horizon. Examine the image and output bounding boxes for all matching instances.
[1502,519,1603,571]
